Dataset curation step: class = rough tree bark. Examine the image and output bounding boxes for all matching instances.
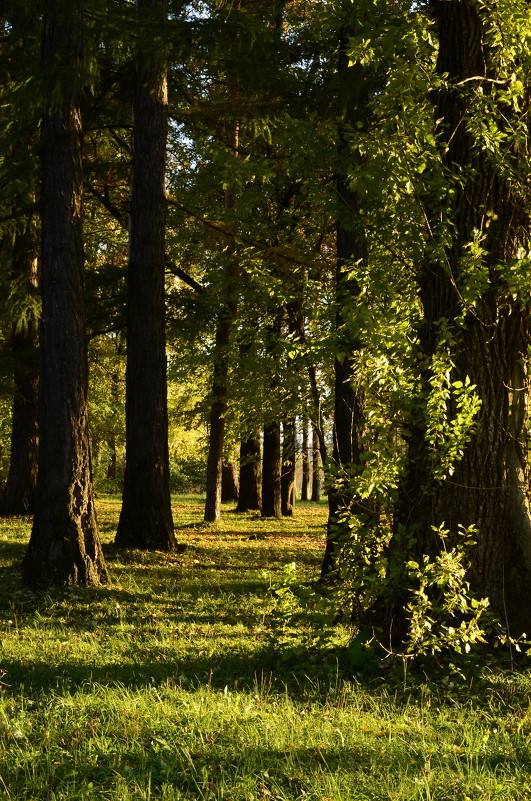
[280,303,302,517]
[115,0,176,550]
[301,417,310,502]
[22,0,107,588]
[321,27,367,578]
[204,6,240,522]
[281,419,296,517]
[237,431,262,511]
[385,0,531,642]
[205,132,240,523]
[203,279,236,521]
[262,422,282,518]
[261,308,284,519]
[221,461,239,503]
[311,425,321,503]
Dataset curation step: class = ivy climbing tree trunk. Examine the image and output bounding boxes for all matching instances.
[385,0,531,643]
[321,24,367,579]
[115,0,176,550]
[22,0,107,588]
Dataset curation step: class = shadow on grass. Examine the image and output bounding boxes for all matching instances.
[0,741,412,801]
[0,643,291,696]
[2,703,530,801]
[99,571,267,601]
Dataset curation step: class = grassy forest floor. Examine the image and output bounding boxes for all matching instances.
[1,497,531,800]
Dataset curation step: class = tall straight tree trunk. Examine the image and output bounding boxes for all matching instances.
[0,229,39,516]
[280,303,302,517]
[221,460,239,503]
[204,3,241,522]
[385,0,531,643]
[237,431,261,511]
[262,422,282,518]
[300,416,310,502]
[22,0,107,588]
[308,364,328,467]
[203,293,236,521]
[311,424,321,503]
[321,27,367,578]
[115,0,175,550]
[281,419,296,517]
[261,308,283,518]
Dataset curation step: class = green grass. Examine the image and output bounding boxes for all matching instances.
[1,497,531,800]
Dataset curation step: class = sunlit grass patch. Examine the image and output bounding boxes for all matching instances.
[1,496,531,800]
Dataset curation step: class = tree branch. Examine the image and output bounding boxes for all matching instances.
[85,185,127,227]
[166,261,205,293]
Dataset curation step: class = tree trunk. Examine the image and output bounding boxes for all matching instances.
[115,0,175,551]
[204,121,239,522]
[322,27,367,578]
[301,416,310,502]
[203,285,236,521]
[260,305,283,518]
[237,431,261,511]
[311,424,321,503]
[106,366,121,485]
[281,419,296,516]
[385,0,531,643]
[261,422,282,518]
[308,365,328,466]
[22,0,107,588]
[221,461,239,503]
[107,437,117,482]
[0,231,39,516]
[203,1,242,522]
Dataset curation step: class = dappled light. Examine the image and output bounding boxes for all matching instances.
[2,498,531,799]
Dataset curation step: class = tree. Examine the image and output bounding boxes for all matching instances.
[321,18,369,578]
[237,430,261,511]
[261,421,282,518]
[203,0,242,524]
[22,0,107,588]
[281,419,296,517]
[300,416,310,502]
[0,1,41,516]
[115,0,176,551]
[203,158,239,522]
[311,424,321,502]
[0,226,39,515]
[383,0,531,643]
[162,0,337,527]
[221,459,239,503]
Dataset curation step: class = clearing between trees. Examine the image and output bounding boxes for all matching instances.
[1,497,531,800]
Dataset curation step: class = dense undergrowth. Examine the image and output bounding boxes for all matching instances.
[1,497,531,800]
